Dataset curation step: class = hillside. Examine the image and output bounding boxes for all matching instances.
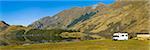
[29,6,95,29]
[71,1,149,38]
[0,0,149,47]
[0,21,83,46]
[0,21,9,31]
[29,1,149,38]
[0,24,29,46]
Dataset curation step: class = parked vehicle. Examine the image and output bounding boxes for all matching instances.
[112,32,128,41]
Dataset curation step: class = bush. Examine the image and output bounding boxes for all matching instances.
[6,29,26,41]
[0,40,8,46]
[67,12,97,27]
[132,37,149,40]
[25,29,63,42]
[89,35,105,40]
[60,32,86,39]
[15,30,26,41]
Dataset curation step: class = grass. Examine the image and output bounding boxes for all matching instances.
[0,39,149,50]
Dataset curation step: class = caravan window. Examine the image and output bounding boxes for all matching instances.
[122,35,124,36]
[113,36,119,37]
[126,35,128,36]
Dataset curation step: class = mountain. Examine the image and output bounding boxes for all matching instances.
[28,7,96,29]
[29,1,149,38]
[0,24,29,46]
[0,1,149,46]
[0,21,9,31]
[71,1,149,37]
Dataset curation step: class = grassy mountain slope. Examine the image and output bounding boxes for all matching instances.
[70,1,149,38]
[29,1,149,36]
[0,25,29,45]
[0,0,149,46]
[29,7,95,29]
[0,21,9,31]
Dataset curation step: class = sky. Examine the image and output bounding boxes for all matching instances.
[0,0,115,26]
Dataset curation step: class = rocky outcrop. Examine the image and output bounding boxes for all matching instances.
[0,21,9,31]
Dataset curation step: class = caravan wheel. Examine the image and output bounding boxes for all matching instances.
[113,39,117,41]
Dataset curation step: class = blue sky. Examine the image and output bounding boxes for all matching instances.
[0,0,115,26]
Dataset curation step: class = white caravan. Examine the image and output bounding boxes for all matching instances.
[112,32,128,40]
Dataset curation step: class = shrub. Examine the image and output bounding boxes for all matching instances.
[89,35,105,40]
[6,29,26,41]
[60,32,86,39]
[25,29,63,42]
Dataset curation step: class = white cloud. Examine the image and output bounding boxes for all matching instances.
[92,4,98,9]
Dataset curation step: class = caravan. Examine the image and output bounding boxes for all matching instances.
[112,32,128,41]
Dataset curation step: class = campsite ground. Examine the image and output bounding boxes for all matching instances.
[0,39,150,50]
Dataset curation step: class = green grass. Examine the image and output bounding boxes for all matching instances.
[0,39,149,50]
